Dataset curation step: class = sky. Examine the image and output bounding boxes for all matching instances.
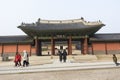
[0,0,120,36]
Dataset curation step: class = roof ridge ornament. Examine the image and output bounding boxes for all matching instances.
[36,18,41,25]
[38,18,41,22]
[81,17,84,20]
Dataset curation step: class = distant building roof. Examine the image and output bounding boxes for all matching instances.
[0,35,32,44]
[0,33,120,44]
[90,33,120,42]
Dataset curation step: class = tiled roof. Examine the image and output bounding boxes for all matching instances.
[0,35,33,44]
[0,33,120,44]
[18,18,105,37]
[90,33,120,42]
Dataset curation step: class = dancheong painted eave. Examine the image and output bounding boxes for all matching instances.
[18,18,105,37]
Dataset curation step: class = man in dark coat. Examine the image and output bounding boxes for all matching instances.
[113,54,119,66]
[63,49,67,62]
[58,50,63,62]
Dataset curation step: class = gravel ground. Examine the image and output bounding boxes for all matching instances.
[0,68,120,80]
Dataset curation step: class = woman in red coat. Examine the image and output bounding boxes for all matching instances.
[14,52,22,67]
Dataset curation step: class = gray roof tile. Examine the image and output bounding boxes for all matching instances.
[90,33,120,42]
[0,35,32,44]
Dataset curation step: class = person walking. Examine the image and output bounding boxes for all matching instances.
[113,54,119,66]
[58,50,63,62]
[23,50,29,67]
[14,52,22,67]
[63,49,67,62]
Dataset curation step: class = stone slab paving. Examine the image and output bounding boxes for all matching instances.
[0,59,119,75]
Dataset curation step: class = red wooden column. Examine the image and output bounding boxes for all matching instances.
[30,45,32,56]
[105,42,108,55]
[35,37,39,56]
[81,40,84,55]
[83,36,88,55]
[35,37,42,56]
[16,43,18,53]
[68,36,72,55]
[51,37,55,55]
[1,44,4,56]
[91,44,94,55]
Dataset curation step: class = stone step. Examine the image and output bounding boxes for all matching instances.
[52,59,73,64]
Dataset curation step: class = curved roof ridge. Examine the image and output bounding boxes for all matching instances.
[38,18,104,25]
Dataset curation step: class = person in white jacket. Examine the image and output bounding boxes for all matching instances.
[23,50,29,67]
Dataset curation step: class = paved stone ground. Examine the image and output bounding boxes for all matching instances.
[0,55,120,80]
[0,59,118,75]
[0,68,120,80]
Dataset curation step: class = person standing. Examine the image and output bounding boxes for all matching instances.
[23,50,29,67]
[14,52,22,67]
[63,49,67,62]
[113,54,118,66]
[58,50,63,62]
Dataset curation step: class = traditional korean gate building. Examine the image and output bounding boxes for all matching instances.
[0,18,120,56]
